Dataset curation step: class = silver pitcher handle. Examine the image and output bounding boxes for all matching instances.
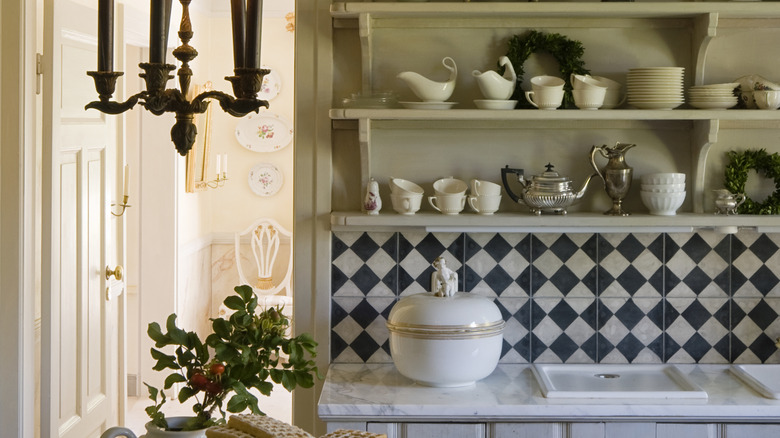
[100,427,138,438]
[589,145,606,184]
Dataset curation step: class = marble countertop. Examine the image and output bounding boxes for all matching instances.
[318,364,780,423]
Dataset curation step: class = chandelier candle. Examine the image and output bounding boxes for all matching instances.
[97,0,113,72]
[149,0,171,64]
[245,0,263,69]
[230,0,246,69]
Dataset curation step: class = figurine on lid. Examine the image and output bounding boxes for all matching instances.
[431,256,457,297]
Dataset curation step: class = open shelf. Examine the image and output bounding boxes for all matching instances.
[331,211,780,234]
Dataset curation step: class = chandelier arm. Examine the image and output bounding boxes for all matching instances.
[194,90,269,117]
[85,94,140,115]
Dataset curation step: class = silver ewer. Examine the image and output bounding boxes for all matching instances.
[590,142,636,216]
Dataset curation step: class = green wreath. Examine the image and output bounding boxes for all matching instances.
[505,30,590,108]
[724,149,780,214]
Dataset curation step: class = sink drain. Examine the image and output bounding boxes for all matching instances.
[595,373,621,379]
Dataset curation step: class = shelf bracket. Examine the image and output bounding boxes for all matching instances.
[359,118,372,193]
[359,13,373,95]
[692,119,719,214]
[693,12,718,86]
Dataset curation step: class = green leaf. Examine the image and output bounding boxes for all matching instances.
[178,385,197,403]
[211,318,232,339]
[235,284,253,302]
[166,314,190,346]
[224,295,245,311]
[164,372,186,389]
[147,322,167,344]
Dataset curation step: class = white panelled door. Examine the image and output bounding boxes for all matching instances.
[42,0,125,437]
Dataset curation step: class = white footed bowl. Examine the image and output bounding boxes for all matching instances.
[640,183,686,193]
[641,173,686,185]
[641,190,686,216]
[387,292,504,387]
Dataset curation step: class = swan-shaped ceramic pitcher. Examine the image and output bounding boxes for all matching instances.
[397,57,457,102]
[472,56,517,100]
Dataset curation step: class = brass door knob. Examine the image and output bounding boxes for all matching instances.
[105,265,124,281]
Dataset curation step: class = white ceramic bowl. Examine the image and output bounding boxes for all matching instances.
[390,177,425,195]
[387,292,504,387]
[391,193,423,215]
[640,190,686,215]
[641,173,686,185]
[641,183,686,193]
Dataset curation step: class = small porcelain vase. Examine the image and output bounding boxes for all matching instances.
[364,178,382,215]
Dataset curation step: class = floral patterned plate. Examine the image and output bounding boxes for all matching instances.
[259,65,281,101]
[235,111,293,152]
[248,163,283,196]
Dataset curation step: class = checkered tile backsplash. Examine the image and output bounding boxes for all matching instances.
[331,231,780,365]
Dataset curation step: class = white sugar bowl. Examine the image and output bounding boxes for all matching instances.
[386,291,505,387]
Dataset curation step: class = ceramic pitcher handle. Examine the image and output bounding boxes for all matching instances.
[100,427,137,438]
[524,91,538,108]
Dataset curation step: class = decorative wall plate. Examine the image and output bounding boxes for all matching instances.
[248,163,283,197]
[235,111,293,152]
[259,65,281,101]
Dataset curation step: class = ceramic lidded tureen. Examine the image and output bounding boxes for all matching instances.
[501,163,596,215]
[386,257,505,387]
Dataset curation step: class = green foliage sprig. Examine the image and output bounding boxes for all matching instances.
[505,30,590,108]
[724,148,780,214]
[145,285,320,431]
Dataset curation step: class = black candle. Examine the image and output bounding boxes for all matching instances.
[150,0,166,63]
[97,0,114,72]
[244,0,263,69]
[163,0,172,55]
[230,0,246,69]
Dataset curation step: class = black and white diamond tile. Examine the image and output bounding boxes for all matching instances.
[331,296,395,363]
[665,298,730,363]
[464,233,531,297]
[598,298,663,363]
[530,298,597,363]
[598,233,664,298]
[332,232,397,297]
[732,298,780,363]
[531,234,597,298]
[665,233,730,298]
[495,298,531,363]
[732,233,780,298]
[398,232,464,296]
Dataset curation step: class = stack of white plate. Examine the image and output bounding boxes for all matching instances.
[687,83,739,109]
[640,173,686,216]
[627,67,685,110]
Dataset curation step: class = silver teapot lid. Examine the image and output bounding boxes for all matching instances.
[530,163,572,190]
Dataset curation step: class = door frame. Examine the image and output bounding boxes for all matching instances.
[0,0,37,437]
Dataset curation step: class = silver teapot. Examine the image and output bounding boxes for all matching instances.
[501,163,596,215]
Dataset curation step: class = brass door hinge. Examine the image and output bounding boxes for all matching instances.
[36,52,42,95]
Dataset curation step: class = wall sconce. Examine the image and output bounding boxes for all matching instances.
[202,153,229,189]
[86,0,269,156]
[112,165,131,216]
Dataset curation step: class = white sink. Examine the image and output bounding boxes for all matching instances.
[731,364,780,399]
[532,364,708,399]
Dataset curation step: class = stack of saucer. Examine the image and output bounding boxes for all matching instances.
[687,83,739,109]
[627,67,685,110]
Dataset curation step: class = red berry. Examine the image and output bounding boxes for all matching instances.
[205,381,222,395]
[190,373,208,390]
[210,363,225,376]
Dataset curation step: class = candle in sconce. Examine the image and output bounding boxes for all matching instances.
[215,154,222,179]
[222,154,228,177]
[244,0,263,69]
[97,0,114,72]
[149,0,167,64]
[123,164,129,197]
[230,0,246,69]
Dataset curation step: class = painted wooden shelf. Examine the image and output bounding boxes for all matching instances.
[331,211,780,233]
[330,108,780,122]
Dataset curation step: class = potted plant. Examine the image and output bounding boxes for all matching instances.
[135,285,318,436]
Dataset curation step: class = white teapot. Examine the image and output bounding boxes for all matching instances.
[472,56,516,100]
